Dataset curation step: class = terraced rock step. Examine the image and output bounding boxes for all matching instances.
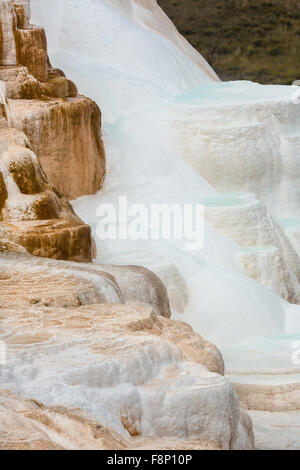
[249,410,300,451]
[0,0,106,199]
[0,298,254,449]
[0,252,172,317]
[228,371,300,412]
[0,250,253,449]
[9,97,106,199]
[0,243,254,450]
[0,124,93,261]
[0,390,232,450]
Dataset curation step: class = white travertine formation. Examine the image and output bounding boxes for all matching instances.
[202,194,300,303]
[249,411,300,450]
[0,252,172,317]
[0,122,94,262]
[237,246,292,301]
[4,0,300,449]
[0,252,253,450]
[31,0,300,362]
[0,0,106,199]
[169,83,300,220]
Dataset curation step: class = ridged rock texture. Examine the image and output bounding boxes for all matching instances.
[0,251,254,450]
[0,123,93,261]
[0,252,172,317]
[5,0,297,451]
[0,0,107,261]
[0,0,105,200]
[28,0,300,450]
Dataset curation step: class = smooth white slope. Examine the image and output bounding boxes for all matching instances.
[31,0,218,122]
[30,0,300,362]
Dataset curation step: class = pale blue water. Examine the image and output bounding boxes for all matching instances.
[173,81,295,106]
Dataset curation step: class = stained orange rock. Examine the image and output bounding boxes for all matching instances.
[0,0,107,259]
[9,157,46,194]
[0,0,106,199]
[10,97,106,199]
[0,220,92,262]
[14,27,48,82]
[0,127,93,261]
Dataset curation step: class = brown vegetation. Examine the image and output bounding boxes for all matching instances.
[159,0,300,84]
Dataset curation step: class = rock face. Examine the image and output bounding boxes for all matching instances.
[0,390,128,450]
[0,252,171,317]
[96,264,172,318]
[0,0,106,199]
[0,0,17,65]
[0,0,256,451]
[10,96,106,199]
[0,389,253,450]
[0,0,107,260]
[226,359,300,450]
[0,251,254,450]
[0,124,93,261]
[28,0,300,450]
[168,88,300,304]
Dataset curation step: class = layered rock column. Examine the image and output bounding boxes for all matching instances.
[0,0,105,262]
[0,125,93,261]
[10,97,106,199]
[0,0,106,199]
[0,0,107,260]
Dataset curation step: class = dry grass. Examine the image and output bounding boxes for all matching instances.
[158,0,300,84]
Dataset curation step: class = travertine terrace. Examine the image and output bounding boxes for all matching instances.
[0,0,107,261]
[0,252,254,450]
[2,0,300,451]
[0,0,255,450]
[0,121,93,261]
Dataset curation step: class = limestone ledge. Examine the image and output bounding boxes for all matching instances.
[9,96,106,200]
[0,251,254,450]
[0,126,93,261]
[0,251,252,449]
[0,251,172,318]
